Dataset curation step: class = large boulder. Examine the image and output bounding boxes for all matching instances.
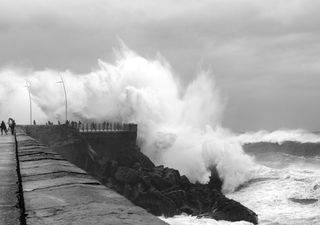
[208,166,223,191]
[134,187,178,217]
[163,167,181,186]
[209,190,258,224]
[150,173,172,191]
[114,166,141,184]
[117,146,155,169]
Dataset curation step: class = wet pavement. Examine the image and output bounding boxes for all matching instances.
[0,134,20,225]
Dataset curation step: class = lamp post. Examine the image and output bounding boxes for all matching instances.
[25,81,32,125]
[57,74,68,123]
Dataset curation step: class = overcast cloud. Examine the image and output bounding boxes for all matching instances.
[1,0,320,131]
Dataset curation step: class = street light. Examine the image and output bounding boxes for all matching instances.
[57,74,68,123]
[25,80,32,125]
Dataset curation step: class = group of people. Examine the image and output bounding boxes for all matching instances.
[0,118,16,135]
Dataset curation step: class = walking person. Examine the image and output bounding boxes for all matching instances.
[0,121,7,135]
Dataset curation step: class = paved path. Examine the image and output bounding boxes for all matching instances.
[0,135,20,225]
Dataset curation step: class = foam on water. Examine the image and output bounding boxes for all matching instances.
[161,159,320,225]
[161,135,320,225]
[227,156,320,225]
[237,129,320,144]
[160,215,253,225]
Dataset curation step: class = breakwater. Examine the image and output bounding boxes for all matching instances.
[15,127,168,225]
[20,124,258,224]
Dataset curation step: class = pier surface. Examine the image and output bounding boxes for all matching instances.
[0,135,20,225]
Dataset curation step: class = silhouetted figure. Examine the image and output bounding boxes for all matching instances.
[33,120,36,125]
[12,120,16,134]
[58,121,61,125]
[90,122,95,131]
[71,121,77,129]
[1,121,7,135]
[8,118,15,135]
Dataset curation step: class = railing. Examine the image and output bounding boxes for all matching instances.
[70,122,137,133]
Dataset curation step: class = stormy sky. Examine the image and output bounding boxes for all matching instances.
[1,0,320,131]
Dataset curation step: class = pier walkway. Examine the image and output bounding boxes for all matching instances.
[0,135,20,225]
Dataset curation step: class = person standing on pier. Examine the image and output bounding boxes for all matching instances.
[11,120,16,135]
[8,118,16,135]
[0,121,7,135]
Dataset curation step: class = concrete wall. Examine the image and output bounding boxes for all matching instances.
[21,125,139,167]
[80,130,137,160]
[21,125,95,174]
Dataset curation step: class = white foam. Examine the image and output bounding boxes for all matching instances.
[160,215,253,225]
[227,164,320,225]
[236,129,320,144]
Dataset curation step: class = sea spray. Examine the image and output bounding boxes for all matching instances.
[0,45,256,191]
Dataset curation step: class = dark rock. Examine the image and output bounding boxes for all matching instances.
[208,166,223,191]
[163,190,185,207]
[114,167,141,184]
[102,160,118,177]
[180,175,191,189]
[133,162,142,171]
[289,198,318,205]
[150,173,172,190]
[117,147,155,169]
[180,206,194,215]
[123,184,133,199]
[209,190,258,224]
[134,187,177,217]
[163,168,181,186]
[108,162,258,224]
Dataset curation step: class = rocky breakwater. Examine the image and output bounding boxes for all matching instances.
[97,146,258,224]
[22,125,258,224]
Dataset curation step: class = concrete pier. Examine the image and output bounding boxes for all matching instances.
[15,131,168,225]
[0,135,20,225]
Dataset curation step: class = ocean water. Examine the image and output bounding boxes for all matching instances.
[161,138,320,225]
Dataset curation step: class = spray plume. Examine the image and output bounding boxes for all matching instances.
[0,45,256,192]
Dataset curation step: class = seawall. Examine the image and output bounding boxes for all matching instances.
[79,129,137,159]
[19,125,258,224]
[15,128,168,224]
[22,124,138,167]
